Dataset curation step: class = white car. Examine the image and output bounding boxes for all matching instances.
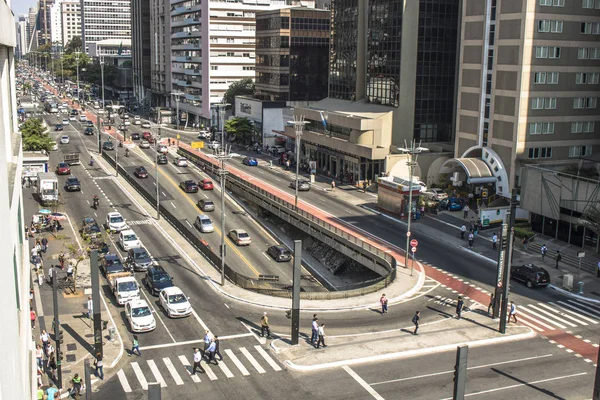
[157,144,168,154]
[141,122,151,128]
[124,120,131,126]
[134,119,141,125]
[62,118,69,124]
[69,115,76,121]
[106,211,128,232]
[159,287,192,318]
[195,215,214,233]
[206,141,221,150]
[139,140,151,149]
[424,188,448,201]
[79,115,87,122]
[175,157,188,167]
[125,299,156,332]
[229,229,251,246]
[197,130,211,139]
[119,229,141,251]
[60,135,70,144]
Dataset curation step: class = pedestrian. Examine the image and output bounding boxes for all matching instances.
[311,315,319,344]
[87,295,93,319]
[555,251,562,269]
[260,312,271,338]
[421,205,425,218]
[331,180,335,192]
[469,216,475,231]
[30,307,37,329]
[45,384,60,400]
[40,330,50,352]
[214,336,223,361]
[206,339,217,364]
[541,244,547,262]
[468,232,474,249]
[203,330,212,356]
[66,263,74,283]
[47,354,57,381]
[487,293,495,315]
[30,288,34,307]
[47,265,54,284]
[522,237,528,250]
[473,223,479,238]
[41,237,48,253]
[456,296,464,319]
[35,344,44,370]
[597,261,600,278]
[412,311,420,335]
[31,245,38,260]
[94,355,104,380]
[45,343,54,360]
[380,293,388,314]
[316,323,326,348]
[191,348,205,374]
[463,204,470,219]
[58,252,65,270]
[492,233,498,250]
[37,267,44,286]
[509,301,517,323]
[35,241,42,258]
[460,224,466,240]
[129,334,141,356]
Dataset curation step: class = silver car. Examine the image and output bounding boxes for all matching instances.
[289,180,311,191]
[194,215,214,233]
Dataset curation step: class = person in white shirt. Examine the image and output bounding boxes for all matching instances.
[316,324,326,348]
[310,315,319,344]
[460,225,467,240]
[191,348,205,375]
[87,296,93,319]
[492,233,498,250]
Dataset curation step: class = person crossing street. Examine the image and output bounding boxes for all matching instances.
[316,323,326,348]
[260,312,271,338]
[310,315,319,344]
[456,296,464,320]
[412,311,420,335]
[191,348,205,375]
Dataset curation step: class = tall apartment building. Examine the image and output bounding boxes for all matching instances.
[290,0,459,183]
[0,2,35,399]
[37,0,54,46]
[169,0,314,125]
[80,0,131,53]
[28,6,38,52]
[17,16,28,58]
[61,1,81,48]
[131,0,152,105]
[255,7,330,102]
[50,0,63,45]
[149,0,171,107]
[451,0,600,199]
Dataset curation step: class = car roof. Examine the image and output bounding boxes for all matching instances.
[107,211,122,217]
[105,253,120,261]
[198,214,210,220]
[233,229,247,234]
[202,199,214,203]
[149,265,167,274]
[130,247,148,254]
[161,286,183,296]
[121,229,136,235]
[270,245,287,251]
[128,299,149,308]
[184,180,195,184]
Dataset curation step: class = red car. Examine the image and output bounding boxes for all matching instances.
[141,131,154,143]
[56,162,71,175]
[200,179,214,190]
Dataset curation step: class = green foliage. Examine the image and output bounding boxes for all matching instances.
[513,227,535,240]
[20,118,55,152]
[65,36,83,54]
[580,205,600,236]
[222,78,254,108]
[224,117,257,145]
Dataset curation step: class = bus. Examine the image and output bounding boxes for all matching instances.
[44,101,59,113]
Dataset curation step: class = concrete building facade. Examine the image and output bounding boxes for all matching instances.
[37,0,54,46]
[451,0,600,199]
[0,1,35,398]
[80,0,131,53]
[50,0,62,45]
[61,1,81,48]
[148,0,171,107]
[131,0,151,105]
[17,16,28,58]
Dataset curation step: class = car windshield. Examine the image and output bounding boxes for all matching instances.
[124,234,137,241]
[132,306,151,317]
[168,294,187,304]
[202,219,211,225]
[153,273,170,282]
[138,167,146,173]
[135,250,150,260]
[87,224,101,233]
[118,281,137,292]
[110,216,124,223]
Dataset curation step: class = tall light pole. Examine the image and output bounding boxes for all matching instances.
[171,92,184,131]
[398,140,428,275]
[75,50,81,104]
[100,57,105,112]
[154,126,162,220]
[288,116,307,209]
[60,50,64,88]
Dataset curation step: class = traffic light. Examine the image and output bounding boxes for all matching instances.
[285,310,291,319]
[55,329,64,345]
[102,320,108,330]
[57,350,63,362]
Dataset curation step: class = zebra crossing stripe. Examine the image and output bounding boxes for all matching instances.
[254,345,282,371]
[203,362,218,381]
[240,347,266,374]
[225,349,250,376]
[517,318,544,332]
[551,302,598,324]
[536,303,588,326]
[117,369,132,393]
[523,305,572,328]
[557,301,600,322]
[178,355,201,383]
[568,300,600,315]
[517,307,557,331]
[131,362,148,390]
[147,360,167,387]
[163,357,184,385]
[217,360,235,378]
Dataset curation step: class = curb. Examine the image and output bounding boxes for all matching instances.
[280,327,536,372]
[549,284,600,305]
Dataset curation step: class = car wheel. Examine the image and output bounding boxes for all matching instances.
[526,280,533,288]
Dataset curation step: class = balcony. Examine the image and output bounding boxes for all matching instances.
[185,93,203,101]
[171,30,201,39]
[172,55,200,63]
[171,42,200,51]
[171,4,201,16]
[183,68,202,75]
[171,16,200,28]
[173,79,191,87]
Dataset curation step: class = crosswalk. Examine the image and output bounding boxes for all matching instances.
[518,298,600,333]
[428,295,461,308]
[117,345,282,392]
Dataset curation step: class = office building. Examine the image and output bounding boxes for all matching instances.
[169,0,314,126]
[131,0,152,106]
[50,0,62,45]
[61,1,80,48]
[0,1,35,398]
[145,0,171,108]
[255,7,330,102]
[17,16,28,58]
[290,0,459,184]
[37,0,54,46]
[449,0,600,199]
[89,39,134,101]
[80,0,131,53]
[28,6,38,52]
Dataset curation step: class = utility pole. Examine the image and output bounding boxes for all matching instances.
[291,240,302,345]
[52,273,63,390]
[155,126,161,220]
[453,345,468,400]
[90,250,103,359]
[288,116,307,209]
[593,340,600,400]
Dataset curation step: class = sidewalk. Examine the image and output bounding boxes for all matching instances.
[24,187,123,395]
[273,307,534,371]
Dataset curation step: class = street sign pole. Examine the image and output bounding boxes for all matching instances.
[291,240,302,345]
[91,250,103,359]
[593,340,600,400]
[499,189,517,334]
[453,345,468,400]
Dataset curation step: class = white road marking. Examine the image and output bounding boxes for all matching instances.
[162,191,167,197]
[240,347,266,374]
[254,345,282,371]
[172,203,176,208]
[178,355,201,383]
[117,369,132,392]
[185,220,193,228]
[131,362,148,390]
[262,252,271,260]
[516,310,555,331]
[547,303,597,324]
[527,304,577,327]
[137,333,253,351]
[225,349,250,376]
[203,362,218,381]
[567,300,600,316]
[147,359,167,387]
[343,366,385,400]
[519,306,567,329]
[217,360,235,378]
[191,309,209,331]
[163,357,184,385]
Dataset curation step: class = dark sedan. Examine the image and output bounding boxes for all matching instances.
[134,166,149,178]
[180,180,199,193]
[84,127,94,135]
[267,245,292,262]
[102,141,115,150]
[64,177,81,191]
[86,120,94,127]
[131,132,140,140]
[157,154,168,164]
[510,264,550,288]
[143,265,174,296]
[101,254,125,276]
[242,157,258,166]
[55,124,63,131]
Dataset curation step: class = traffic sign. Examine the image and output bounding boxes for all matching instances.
[411,247,417,253]
[191,141,205,149]
[407,231,411,237]
[498,282,502,288]
[410,239,418,247]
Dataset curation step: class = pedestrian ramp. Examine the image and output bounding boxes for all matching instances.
[517,299,600,333]
[117,345,282,392]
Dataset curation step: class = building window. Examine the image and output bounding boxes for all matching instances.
[528,147,553,159]
[549,47,561,58]
[532,98,544,109]
[536,46,548,58]
[550,21,563,33]
[581,22,600,34]
[534,72,546,84]
[542,0,564,4]
[582,0,600,8]
[548,72,559,84]
[546,97,557,109]
[569,145,593,157]
[538,20,550,32]
[572,121,596,133]
[530,122,554,134]
[210,65,218,70]
[226,38,234,43]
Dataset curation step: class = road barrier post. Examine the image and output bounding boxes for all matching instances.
[453,345,468,400]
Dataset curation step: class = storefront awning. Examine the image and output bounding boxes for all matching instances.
[442,158,497,184]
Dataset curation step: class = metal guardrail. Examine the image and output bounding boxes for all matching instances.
[102,150,397,299]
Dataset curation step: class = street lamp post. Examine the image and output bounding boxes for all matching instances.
[75,51,81,104]
[398,141,428,275]
[155,126,162,220]
[214,101,231,286]
[100,58,105,113]
[288,116,307,209]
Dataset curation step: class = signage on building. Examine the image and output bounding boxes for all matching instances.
[309,161,317,175]
[191,141,204,149]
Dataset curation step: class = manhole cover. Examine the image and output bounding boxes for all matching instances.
[66,354,76,362]
[66,344,77,351]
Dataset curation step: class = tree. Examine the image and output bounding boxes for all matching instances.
[63,242,87,292]
[224,117,256,145]
[580,205,600,236]
[65,36,83,54]
[20,118,55,152]
[222,78,254,108]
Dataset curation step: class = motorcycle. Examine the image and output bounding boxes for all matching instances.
[92,197,99,210]
[125,149,129,157]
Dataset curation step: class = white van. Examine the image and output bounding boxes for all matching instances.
[119,229,141,251]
